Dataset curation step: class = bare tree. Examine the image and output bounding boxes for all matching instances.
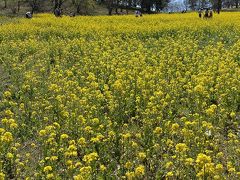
[26,0,40,14]
[9,0,18,13]
[187,0,197,10]
[71,0,95,14]
[3,0,7,8]
[235,0,239,8]
[53,0,66,9]
[183,0,189,10]
[106,0,114,15]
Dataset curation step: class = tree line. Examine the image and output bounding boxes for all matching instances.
[0,0,239,15]
[184,0,239,11]
[0,0,170,15]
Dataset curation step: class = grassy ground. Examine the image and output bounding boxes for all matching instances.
[222,8,240,12]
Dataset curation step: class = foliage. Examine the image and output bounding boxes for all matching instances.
[72,0,95,14]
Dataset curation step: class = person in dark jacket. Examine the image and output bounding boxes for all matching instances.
[198,9,202,18]
[54,8,62,17]
[204,8,209,18]
[209,9,213,18]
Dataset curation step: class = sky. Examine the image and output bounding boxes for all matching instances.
[167,0,186,11]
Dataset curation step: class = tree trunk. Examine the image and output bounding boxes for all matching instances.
[128,0,131,8]
[108,7,113,15]
[190,1,195,10]
[146,4,151,13]
[107,0,113,15]
[115,0,119,14]
[4,0,7,8]
[59,0,64,8]
[217,0,221,13]
[76,5,80,14]
[31,5,35,14]
[236,0,239,8]
[17,1,21,12]
[54,0,58,9]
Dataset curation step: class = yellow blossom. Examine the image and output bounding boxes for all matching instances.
[175,143,188,153]
[83,152,98,164]
[100,165,106,171]
[1,132,13,143]
[196,153,211,166]
[138,152,147,160]
[134,165,145,177]
[43,166,52,173]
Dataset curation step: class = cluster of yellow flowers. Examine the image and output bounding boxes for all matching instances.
[0,12,240,179]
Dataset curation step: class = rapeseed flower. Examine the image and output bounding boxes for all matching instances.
[0,12,239,179]
[43,166,53,173]
[83,152,98,164]
[196,153,211,166]
[134,165,145,176]
[175,143,188,153]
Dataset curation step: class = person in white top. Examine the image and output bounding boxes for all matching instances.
[25,12,32,19]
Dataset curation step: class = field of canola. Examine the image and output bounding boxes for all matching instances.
[0,13,240,179]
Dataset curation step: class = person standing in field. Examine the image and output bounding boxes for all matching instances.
[135,10,139,17]
[54,8,62,17]
[198,9,202,18]
[70,12,76,17]
[209,9,213,18]
[25,12,32,19]
[204,8,209,18]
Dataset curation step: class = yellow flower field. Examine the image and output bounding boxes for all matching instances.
[0,13,240,179]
